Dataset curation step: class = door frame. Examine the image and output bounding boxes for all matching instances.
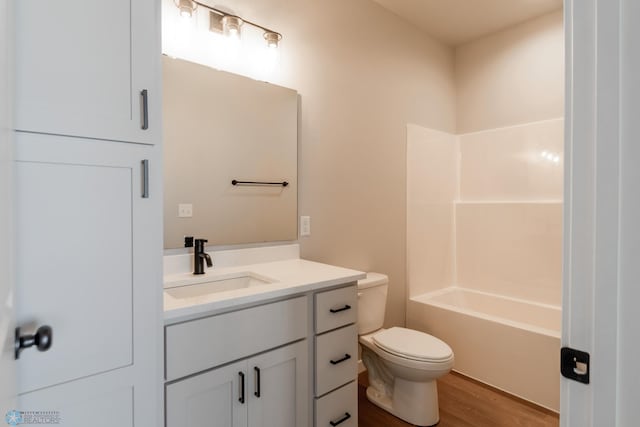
[0,0,16,413]
[561,0,640,424]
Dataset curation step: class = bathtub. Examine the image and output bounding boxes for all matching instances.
[407,287,561,412]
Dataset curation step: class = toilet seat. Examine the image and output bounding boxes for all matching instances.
[372,327,453,363]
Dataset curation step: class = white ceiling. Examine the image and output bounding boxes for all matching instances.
[371,0,563,46]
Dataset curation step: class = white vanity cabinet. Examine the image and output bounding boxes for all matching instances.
[165,297,309,427]
[314,285,359,427]
[163,266,364,427]
[13,0,160,145]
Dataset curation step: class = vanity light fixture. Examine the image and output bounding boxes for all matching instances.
[222,15,243,39]
[264,31,282,49]
[178,0,283,48]
[175,0,197,18]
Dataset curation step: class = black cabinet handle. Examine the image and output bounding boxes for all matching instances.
[238,372,245,404]
[329,412,351,426]
[140,89,149,130]
[254,367,261,398]
[141,159,149,198]
[329,304,351,314]
[329,354,352,365]
[15,325,53,360]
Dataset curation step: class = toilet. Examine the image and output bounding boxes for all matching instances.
[358,273,454,427]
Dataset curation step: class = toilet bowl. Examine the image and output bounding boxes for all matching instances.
[358,273,454,427]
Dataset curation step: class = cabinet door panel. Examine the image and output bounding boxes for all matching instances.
[18,368,135,427]
[248,340,308,427]
[13,0,159,144]
[166,361,247,427]
[13,132,162,420]
[15,160,133,393]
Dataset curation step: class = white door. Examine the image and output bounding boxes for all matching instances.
[562,0,640,425]
[165,360,248,427]
[247,340,308,427]
[0,0,16,418]
[12,133,162,426]
[13,0,160,145]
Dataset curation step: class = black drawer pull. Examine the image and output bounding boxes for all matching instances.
[329,412,351,426]
[330,354,351,365]
[329,304,351,314]
[238,372,245,404]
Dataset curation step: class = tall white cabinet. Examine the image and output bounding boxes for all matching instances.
[12,0,163,425]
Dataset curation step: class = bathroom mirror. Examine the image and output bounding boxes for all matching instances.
[163,56,298,249]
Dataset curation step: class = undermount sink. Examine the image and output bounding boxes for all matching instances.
[165,273,274,300]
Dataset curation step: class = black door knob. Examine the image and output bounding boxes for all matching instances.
[15,325,53,360]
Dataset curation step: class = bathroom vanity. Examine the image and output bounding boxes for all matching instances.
[163,245,364,427]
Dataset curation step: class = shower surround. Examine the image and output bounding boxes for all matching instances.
[405,118,563,411]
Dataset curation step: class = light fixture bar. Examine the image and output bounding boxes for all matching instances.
[191,0,283,42]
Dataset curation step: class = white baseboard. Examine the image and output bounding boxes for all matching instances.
[358,359,366,374]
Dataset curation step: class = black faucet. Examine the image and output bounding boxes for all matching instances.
[185,236,213,275]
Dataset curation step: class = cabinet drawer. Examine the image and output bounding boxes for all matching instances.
[315,285,357,334]
[315,324,358,396]
[315,381,357,427]
[166,296,307,381]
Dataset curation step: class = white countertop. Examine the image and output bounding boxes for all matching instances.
[164,258,365,323]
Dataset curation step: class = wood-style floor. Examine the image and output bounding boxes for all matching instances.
[358,371,559,427]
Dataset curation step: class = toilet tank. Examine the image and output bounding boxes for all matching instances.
[357,272,389,335]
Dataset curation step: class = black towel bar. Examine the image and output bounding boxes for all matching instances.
[231,180,289,187]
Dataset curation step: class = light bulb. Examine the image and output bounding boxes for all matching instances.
[223,16,243,40]
[264,31,282,49]
[176,0,196,19]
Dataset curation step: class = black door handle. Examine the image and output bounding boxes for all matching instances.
[15,325,53,360]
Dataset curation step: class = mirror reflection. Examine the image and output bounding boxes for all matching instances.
[162,56,298,249]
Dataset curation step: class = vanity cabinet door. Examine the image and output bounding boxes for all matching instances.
[166,360,248,427]
[13,0,160,145]
[14,132,162,426]
[247,340,308,427]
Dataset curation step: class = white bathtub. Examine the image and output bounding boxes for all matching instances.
[407,287,560,412]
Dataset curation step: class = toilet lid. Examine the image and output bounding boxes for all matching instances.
[372,327,453,362]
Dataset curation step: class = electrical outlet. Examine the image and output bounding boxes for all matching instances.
[178,203,193,218]
[300,216,311,237]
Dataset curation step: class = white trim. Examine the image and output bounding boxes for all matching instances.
[562,0,629,425]
[0,0,15,410]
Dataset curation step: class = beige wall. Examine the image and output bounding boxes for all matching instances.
[455,10,564,133]
[280,1,457,327]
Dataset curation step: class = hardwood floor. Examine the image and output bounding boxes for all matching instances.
[358,371,559,427]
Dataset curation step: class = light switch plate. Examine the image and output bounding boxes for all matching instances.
[300,216,311,237]
[178,203,193,218]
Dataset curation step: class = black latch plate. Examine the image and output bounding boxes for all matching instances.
[561,347,590,384]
